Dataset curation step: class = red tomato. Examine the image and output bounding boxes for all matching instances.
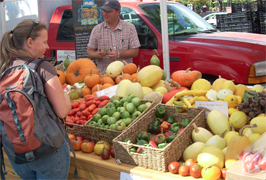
[185,159,196,172]
[168,161,180,174]
[76,136,84,141]
[201,166,221,180]
[70,139,83,151]
[101,148,110,160]
[68,133,75,139]
[81,141,95,153]
[258,158,266,170]
[76,111,82,117]
[178,165,189,176]
[190,163,202,178]
[239,151,251,161]
[79,103,87,111]
[220,168,227,179]
[110,145,115,158]
[78,98,85,104]
[88,104,97,112]
[68,109,77,116]
[71,102,79,109]
[244,160,256,173]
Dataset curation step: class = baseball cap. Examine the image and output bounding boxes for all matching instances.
[100,0,121,11]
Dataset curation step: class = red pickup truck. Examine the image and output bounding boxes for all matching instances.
[45,1,266,85]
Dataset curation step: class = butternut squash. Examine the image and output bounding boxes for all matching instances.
[225,124,257,168]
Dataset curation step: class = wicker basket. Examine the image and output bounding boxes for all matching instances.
[66,124,89,138]
[112,104,206,172]
[84,99,155,144]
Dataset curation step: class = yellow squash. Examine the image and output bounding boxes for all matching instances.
[137,65,163,87]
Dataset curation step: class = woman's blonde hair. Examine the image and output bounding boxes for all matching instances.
[0,19,47,74]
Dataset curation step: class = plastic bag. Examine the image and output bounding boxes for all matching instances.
[238,132,266,174]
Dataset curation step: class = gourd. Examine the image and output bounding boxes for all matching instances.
[122,61,137,75]
[171,67,202,88]
[125,82,143,99]
[63,55,71,70]
[57,70,66,85]
[207,110,230,135]
[191,78,212,91]
[101,76,115,85]
[205,130,227,150]
[66,58,98,85]
[137,65,163,87]
[234,84,249,98]
[223,94,239,108]
[197,146,225,169]
[224,125,239,146]
[131,65,140,82]
[250,116,266,134]
[143,91,162,104]
[206,89,218,101]
[116,79,132,97]
[192,123,213,143]
[216,89,233,100]
[225,124,257,168]
[91,84,104,93]
[115,73,132,84]
[221,80,236,93]
[212,75,226,92]
[183,142,205,162]
[84,68,101,88]
[106,60,124,78]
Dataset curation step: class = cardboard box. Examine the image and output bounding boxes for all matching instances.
[226,160,266,180]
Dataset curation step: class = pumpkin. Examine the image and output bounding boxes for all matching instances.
[122,61,137,75]
[57,70,66,85]
[115,73,132,84]
[84,68,101,88]
[106,61,124,78]
[66,58,98,85]
[81,87,91,97]
[137,65,163,87]
[171,68,202,88]
[212,75,226,92]
[234,84,249,98]
[102,83,113,89]
[131,65,140,82]
[91,84,104,93]
[101,76,115,85]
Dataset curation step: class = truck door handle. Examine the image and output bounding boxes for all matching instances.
[170,57,179,62]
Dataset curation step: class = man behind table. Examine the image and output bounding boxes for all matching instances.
[87,0,141,73]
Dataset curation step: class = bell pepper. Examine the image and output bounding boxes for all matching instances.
[130,147,136,152]
[148,141,158,148]
[137,131,150,142]
[155,106,166,118]
[136,139,149,146]
[181,118,191,128]
[164,130,175,137]
[160,121,172,132]
[169,122,181,133]
[148,120,161,134]
[154,128,166,145]
[158,142,168,149]
[166,134,178,143]
[166,115,175,124]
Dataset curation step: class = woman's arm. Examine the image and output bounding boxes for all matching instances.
[44,75,71,119]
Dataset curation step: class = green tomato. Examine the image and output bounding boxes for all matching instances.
[113,100,120,108]
[145,102,152,108]
[109,124,116,130]
[122,118,132,126]
[121,111,131,119]
[126,103,135,114]
[112,111,121,120]
[98,107,107,116]
[131,111,141,120]
[119,107,126,113]
[137,104,147,113]
[101,115,109,125]
[116,121,126,131]
[127,94,136,103]
[106,107,116,116]
[92,113,102,122]
[107,116,117,125]
[132,97,141,107]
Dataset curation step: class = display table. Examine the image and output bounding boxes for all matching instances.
[68,151,205,180]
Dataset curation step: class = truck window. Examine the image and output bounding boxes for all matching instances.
[56,9,75,42]
[120,7,158,49]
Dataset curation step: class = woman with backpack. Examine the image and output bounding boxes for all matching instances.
[0,19,72,179]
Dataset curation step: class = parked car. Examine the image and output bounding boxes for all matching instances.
[203,12,228,27]
[45,1,266,85]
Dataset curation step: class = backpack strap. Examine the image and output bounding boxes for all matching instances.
[0,140,7,180]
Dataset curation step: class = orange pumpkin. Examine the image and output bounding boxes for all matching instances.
[102,83,113,89]
[84,68,101,88]
[66,58,98,85]
[101,76,115,85]
[81,87,91,97]
[171,68,202,88]
[57,70,66,85]
[115,73,132,84]
[122,61,137,75]
[91,84,104,93]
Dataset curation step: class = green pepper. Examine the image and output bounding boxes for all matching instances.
[130,147,136,152]
[136,139,148,146]
[166,134,177,143]
[169,122,181,133]
[158,142,168,149]
[166,115,175,124]
[155,106,166,118]
[137,131,150,142]
[148,120,161,134]
[123,138,131,143]
[181,118,190,128]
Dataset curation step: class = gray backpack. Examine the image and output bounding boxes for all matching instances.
[0,59,77,179]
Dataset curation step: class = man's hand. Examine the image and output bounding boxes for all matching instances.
[107,50,118,61]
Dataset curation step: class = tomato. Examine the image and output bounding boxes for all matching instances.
[82,110,90,117]
[81,141,95,153]
[68,109,77,116]
[101,148,110,160]
[220,168,227,179]
[91,108,99,115]
[178,165,189,176]
[70,139,83,151]
[239,150,251,161]
[85,100,96,107]
[201,166,221,180]
[79,103,87,111]
[190,163,202,178]
[243,160,256,173]
[71,102,79,109]
[88,104,97,112]
[258,158,266,170]
[68,133,75,139]
[76,136,84,141]
[185,159,196,172]
[110,145,115,158]
[78,98,85,104]
[94,141,110,155]
[168,161,180,174]
[76,111,82,117]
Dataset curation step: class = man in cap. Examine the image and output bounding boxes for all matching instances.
[87,0,140,72]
